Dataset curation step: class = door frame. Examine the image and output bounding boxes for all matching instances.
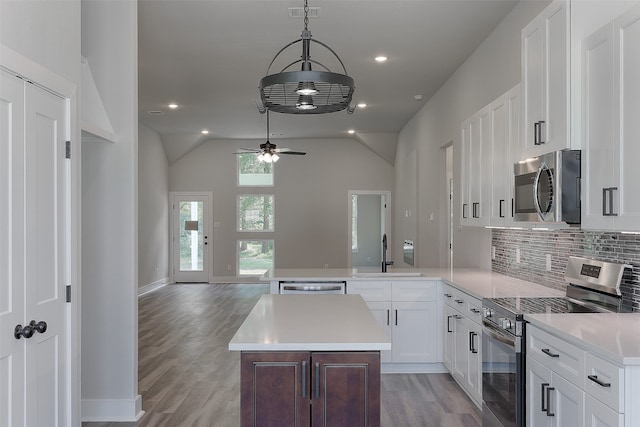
[169,191,213,283]
[1,44,80,425]
[347,190,391,269]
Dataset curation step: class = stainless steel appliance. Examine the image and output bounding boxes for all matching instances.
[279,281,346,294]
[513,150,581,224]
[481,257,629,427]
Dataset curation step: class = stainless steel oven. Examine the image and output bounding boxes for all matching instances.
[513,150,581,223]
[482,309,524,427]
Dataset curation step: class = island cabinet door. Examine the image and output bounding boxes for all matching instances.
[311,352,381,427]
[241,352,311,427]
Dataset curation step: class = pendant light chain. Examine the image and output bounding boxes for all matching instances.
[303,0,309,32]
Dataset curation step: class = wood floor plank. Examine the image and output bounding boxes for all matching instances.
[83,283,481,426]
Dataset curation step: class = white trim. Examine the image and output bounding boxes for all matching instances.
[138,278,169,296]
[81,395,144,422]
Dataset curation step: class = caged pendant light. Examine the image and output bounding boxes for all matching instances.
[258,0,356,114]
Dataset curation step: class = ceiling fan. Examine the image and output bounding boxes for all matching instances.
[235,110,306,163]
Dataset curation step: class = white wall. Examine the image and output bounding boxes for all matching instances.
[81,0,141,421]
[170,137,393,277]
[395,0,550,269]
[138,124,169,290]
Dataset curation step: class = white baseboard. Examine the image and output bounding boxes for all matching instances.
[81,395,144,422]
[138,277,169,296]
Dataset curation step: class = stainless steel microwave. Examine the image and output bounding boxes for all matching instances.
[513,150,581,224]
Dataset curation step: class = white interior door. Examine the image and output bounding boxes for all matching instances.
[171,192,212,283]
[0,69,69,427]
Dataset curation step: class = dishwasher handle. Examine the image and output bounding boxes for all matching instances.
[281,285,344,292]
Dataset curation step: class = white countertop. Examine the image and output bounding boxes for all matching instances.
[228,294,392,352]
[525,313,640,366]
[266,267,564,300]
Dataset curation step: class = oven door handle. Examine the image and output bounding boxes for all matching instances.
[483,322,516,348]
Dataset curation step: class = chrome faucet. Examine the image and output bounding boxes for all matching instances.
[381,233,394,273]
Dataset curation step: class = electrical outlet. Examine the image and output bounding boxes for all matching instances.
[324,263,329,269]
[227,264,232,271]
[546,254,552,271]
[516,248,521,263]
[491,246,496,260]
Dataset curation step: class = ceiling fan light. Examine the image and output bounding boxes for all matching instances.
[257,153,265,162]
[263,152,273,163]
[271,153,280,162]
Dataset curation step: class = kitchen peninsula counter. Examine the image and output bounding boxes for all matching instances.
[264,267,563,299]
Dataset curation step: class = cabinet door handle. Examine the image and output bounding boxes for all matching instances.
[386,309,390,326]
[541,348,560,358]
[447,316,453,333]
[472,202,479,218]
[463,203,468,219]
[541,383,549,413]
[587,375,611,388]
[511,198,514,218]
[395,309,398,326]
[469,332,478,353]
[546,386,555,416]
[602,187,618,216]
[301,361,307,398]
[315,362,320,399]
[499,199,505,218]
[538,120,546,145]
[534,121,540,145]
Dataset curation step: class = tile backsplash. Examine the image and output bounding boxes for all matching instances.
[491,229,640,312]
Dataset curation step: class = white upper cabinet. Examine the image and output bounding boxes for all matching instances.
[522,0,571,158]
[460,105,491,227]
[490,84,521,227]
[582,3,640,231]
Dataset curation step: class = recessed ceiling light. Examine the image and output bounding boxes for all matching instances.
[201,130,209,135]
[357,103,367,108]
[413,94,424,101]
[168,103,178,109]
[348,129,355,134]
[374,56,388,63]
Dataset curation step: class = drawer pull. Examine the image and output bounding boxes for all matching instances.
[587,375,611,388]
[541,348,559,358]
[455,299,464,304]
[470,308,481,314]
[444,293,452,298]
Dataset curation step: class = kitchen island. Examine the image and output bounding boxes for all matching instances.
[229,294,391,427]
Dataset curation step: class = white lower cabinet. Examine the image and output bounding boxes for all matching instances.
[347,280,440,366]
[527,323,639,427]
[442,283,482,407]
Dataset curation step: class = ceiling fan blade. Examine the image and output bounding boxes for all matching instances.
[280,151,306,155]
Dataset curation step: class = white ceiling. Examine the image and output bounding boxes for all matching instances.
[138,0,519,162]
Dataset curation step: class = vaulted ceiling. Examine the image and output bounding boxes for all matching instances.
[137,0,519,163]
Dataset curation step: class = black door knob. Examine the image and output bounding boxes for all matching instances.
[14,324,35,340]
[30,320,47,334]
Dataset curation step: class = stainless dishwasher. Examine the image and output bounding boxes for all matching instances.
[279,281,346,294]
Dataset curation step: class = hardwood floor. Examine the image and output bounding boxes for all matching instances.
[83,283,481,427]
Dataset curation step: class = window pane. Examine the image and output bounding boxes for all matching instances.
[238,240,274,276]
[238,195,274,231]
[179,201,204,271]
[238,153,273,186]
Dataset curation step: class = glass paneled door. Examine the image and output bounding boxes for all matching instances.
[171,192,212,282]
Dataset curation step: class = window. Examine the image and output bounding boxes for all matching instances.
[351,194,358,252]
[238,195,274,231]
[238,240,274,276]
[238,153,273,186]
